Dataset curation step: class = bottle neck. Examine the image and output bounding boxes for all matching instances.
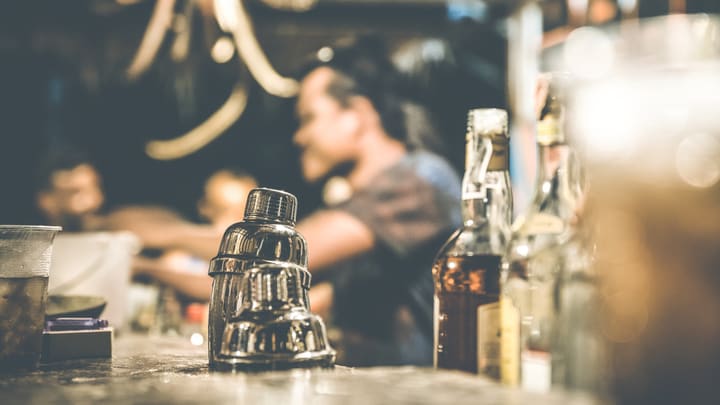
[462,134,513,229]
[462,171,513,228]
[531,142,581,218]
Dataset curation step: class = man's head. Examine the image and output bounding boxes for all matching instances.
[35,151,104,231]
[197,169,258,229]
[293,36,408,183]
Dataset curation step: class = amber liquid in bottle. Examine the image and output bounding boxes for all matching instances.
[433,108,511,377]
[433,254,502,375]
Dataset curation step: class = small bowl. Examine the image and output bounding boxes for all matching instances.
[46,295,106,319]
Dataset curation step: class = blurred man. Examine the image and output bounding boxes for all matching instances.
[35,150,105,231]
[291,36,461,366]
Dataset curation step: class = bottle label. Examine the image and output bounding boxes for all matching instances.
[523,213,564,235]
[500,295,520,385]
[521,350,552,392]
[477,301,501,379]
[488,140,509,171]
[537,115,566,146]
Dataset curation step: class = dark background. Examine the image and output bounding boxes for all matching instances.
[1,0,718,224]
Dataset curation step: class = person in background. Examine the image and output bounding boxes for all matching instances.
[131,168,258,301]
[287,36,461,366]
[197,168,259,232]
[34,149,105,232]
[34,147,189,233]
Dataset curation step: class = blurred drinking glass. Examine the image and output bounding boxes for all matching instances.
[0,225,61,370]
[558,14,720,404]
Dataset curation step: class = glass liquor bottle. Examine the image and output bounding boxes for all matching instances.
[500,73,583,391]
[552,227,606,393]
[432,108,513,377]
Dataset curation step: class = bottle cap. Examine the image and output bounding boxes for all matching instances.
[467,108,508,140]
[244,188,297,225]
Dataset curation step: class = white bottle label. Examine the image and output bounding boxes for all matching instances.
[477,302,500,379]
[521,350,552,392]
[524,213,564,235]
[500,296,520,385]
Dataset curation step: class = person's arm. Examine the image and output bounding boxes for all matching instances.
[309,281,333,320]
[164,223,224,261]
[296,209,375,272]
[133,256,213,301]
[102,206,223,261]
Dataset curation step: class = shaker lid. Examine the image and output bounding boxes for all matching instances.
[244,188,297,225]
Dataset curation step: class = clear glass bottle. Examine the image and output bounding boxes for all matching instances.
[500,73,583,390]
[432,108,513,377]
[552,228,606,394]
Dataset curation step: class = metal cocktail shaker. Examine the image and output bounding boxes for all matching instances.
[207,188,308,369]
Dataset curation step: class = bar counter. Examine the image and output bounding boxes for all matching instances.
[0,334,600,404]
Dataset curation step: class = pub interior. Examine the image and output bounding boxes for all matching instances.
[1,1,720,404]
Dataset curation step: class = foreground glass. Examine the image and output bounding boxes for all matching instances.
[0,225,61,370]
[560,14,720,403]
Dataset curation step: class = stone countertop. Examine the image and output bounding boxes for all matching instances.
[0,334,600,404]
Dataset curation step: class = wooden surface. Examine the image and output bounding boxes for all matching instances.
[0,334,601,404]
